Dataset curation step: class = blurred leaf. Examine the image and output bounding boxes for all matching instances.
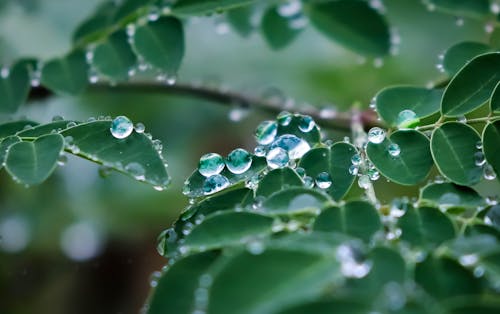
[41,50,89,95]
[398,206,456,247]
[419,182,485,210]
[4,134,64,185]
[276,299,370,314]
[0,136,20,170]
[374,86,442,127]
[442,41,492,76]
[262,187,330,215]
[441,53,500,117]
[431,122,482,186]
[426,0,491,18]
[447,301,500,314]
[93,31,137,81]
[61,121,169,188]
[261,6,302,50]
[0,120,38,138]
[208,248,340,314]
[415,255,482,299]
[112,0,154,23]
[299,143,358,200]
[465,224,500,241]
[172,0,257,16]
[72,1,117,45]
[491,82,500,113]
[483,120,500,180]
[0,60,32,113]
[313,201,381,242]
[147,251,219,314]
[307,0,390,56]
[256,168,303,198]
[367,130,433,185]
[485,205,500,229]
[182,211,274,251]
[226,5,254,37]
[133,16,185,75]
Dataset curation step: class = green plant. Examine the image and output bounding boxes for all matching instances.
[2,0,500,313]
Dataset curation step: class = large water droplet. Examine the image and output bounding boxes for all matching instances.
[110,116,134,139]
[255,121,278,145]
[203,174,230,195]
[315,172,332,189]
[226,148,252,174]
[368,127,386,144]
[198,153,225,177]
[269,134,310,159]
[388,143,401,157]
[396,109,419,128]
[298,115,315,132]
[266,147,289,169]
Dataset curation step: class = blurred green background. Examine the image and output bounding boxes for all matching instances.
[0,0,496,313]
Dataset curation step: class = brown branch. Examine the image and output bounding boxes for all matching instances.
[28,82,382,132]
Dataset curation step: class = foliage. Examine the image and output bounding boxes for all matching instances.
[1,0,500,313]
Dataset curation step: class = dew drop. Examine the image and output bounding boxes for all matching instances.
[388,143,401,157]
[135,122,145,133]
[303,176,314,188]
[277,111,292,126]
[255,120,278,145]
[246,240,265,255]
[358,175,371,189]
[278,0,302,17]
[396,109,419,128]
[269,134,310,159]
[455,17,464,27]
[474,151,486,166]
[457,116,467,123]
[373,58,384,68]
[485,22,494,34]
[52,115,64,122]
[57,154,68,166]
[298,115,315,132]
[198,153,225,177]
[202,174,230,195]
[349,165,359,176]
[476,141,483,150]
[226,148,252,174]
[66,121,77,128]
[125,162,146,181]
[98,166,112,178]
[459,254,478,266]
[315,172,332,189]
[295,167,305,177]
[254,145,266,157]
[351,154,362,165]
[228,107,249,122]
[110,116,134,139]
[266,147,289,169]
[336,244,372,278]
[483,164,497,180]
[368,169,380,181]
[368,127,386,144]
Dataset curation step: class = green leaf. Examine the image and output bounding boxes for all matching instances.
[226,5,254,37]
[442,41,492,76]
[183,156,267,198]
[182,211,274,252]
[299,143,358,200]
[256,168,303,198]
[262,187,330,215]
[172,0,257,16]
[415,255,482,299]
[208,248,340,314]
[72,1,116,45]
[426,0,491,18]
[397,206,456,247]
[485,205,500,229]
[0,60,32,113]
[307,0,390,56]
[0,136,21,170]
[491,82,500,113]
[92,31,137,81]
[276,299,370,314]
[447,301,500,314]
[367,129,433,185]
[465,224,500,241]
[16,120,76,137]
[0,120,38,138]
[147,251,219,314]
[431,122,482,186]
[483,120,500,181]
[441,53,500,117]
[4,134,64,185]
[419,182,485,210]
[374,86,443,127]
[133,16,184,75]
[61,121,169,188]
[261,6,302,50]
[313,201,381,242]
[112,0,153,23]
[41,50,89,95]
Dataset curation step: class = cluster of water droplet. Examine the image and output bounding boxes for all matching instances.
[473,140,497,181]
[336,243,372,278]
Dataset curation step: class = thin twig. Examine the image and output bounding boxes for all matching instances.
[28,82,383,131]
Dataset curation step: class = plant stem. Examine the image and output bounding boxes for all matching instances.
[416,116,493,131]
[29,83,382,132]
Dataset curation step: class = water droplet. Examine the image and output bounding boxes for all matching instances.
[373,58,384,68]
[295,167,305,177]
[368,168,380,181]
[269,134,310,159]
[368,127,386,144]
[459,254,478,266]
[476,141,483,150]
[492,3,500,14]
[358,175,371,189]
[246,240,265,255]
[135,122,145,133]
[255,121,278,145]
[396,109,419,128]
[298,115,315,132]
[228,107,249,122]
[485,22,494,33]
[303,176,314,188]
[277,111,292,126]
[203,174,229,195]
[349,165,359,176]
[455,17,464,26]
[389,204,406,218]
[351,154,362,165]
[148,6,160,21]
[126,24,136,36]
[0,66,10,78]
[388,143,401,157]
[278,0,302,17]
[110,116,134,139]
[226,148,252,174]
[215,18,230,35]
[483,164,497,180]
[198,153,225,177]
[254,145,266,157]
[52,115,64,122]
[266,147,289,169]
[315,172,332,189]
[473,266,485,277]
[474,151,486,166]
[457,115,467,123]
[125,162,146,181]
[66,121,77,128]
[336,244,372,278]
[98,166,112,178]
[57,154,68,166]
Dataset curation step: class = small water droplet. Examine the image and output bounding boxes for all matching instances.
[396,109,419,128]
[228,107,249,122]
[483,164,497,180]
[474,151,486,166]
[125,162,146,181]
[278,0,302,17]
[459,254,478,266]
[126,24,136,36]
[358,175,371,189]
[349,165,359,176]
[135,123,145,133]
[368,168,380,181]
[66,121,77,128]
[254,146,266,157]
[336,244,372,278]
[368,127,386,144]
[52,115,64,122]
[255,121,278,145]
[202,174,229,195]
[295,167,305,177]
[110,116,134,139]
[457,115,467,123]
[315,172,332,189]
[277,111,292,126]
[473,266,485,277]
[226,148,252,174]
[298,115,316,132]
[266,147,289,169]
[351,154,362,165]
[388,143,401,157]
[57,154,68,166]
[455,17,464,26]
[303,176,314,188]
[492,3,500,14]
[246,240,265,255]
[476,141,483,150]
[198,153,225,177]
[148,6,160,21]
[485,22,494,33]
